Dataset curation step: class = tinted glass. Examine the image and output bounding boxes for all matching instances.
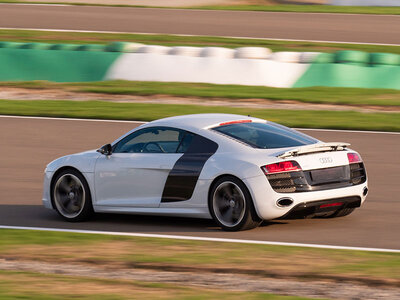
[114,127,189,153]
[212,122,318,149]
[177,133,194,153]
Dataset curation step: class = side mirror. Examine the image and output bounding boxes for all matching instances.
[97,144,112,156]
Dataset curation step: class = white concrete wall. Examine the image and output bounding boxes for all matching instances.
[330,0,400,6]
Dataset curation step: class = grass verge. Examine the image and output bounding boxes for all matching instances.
[0,270,311,300]
[1,228,399,285]
[3,80,400,107]
[1,29,400,53]
[1,1,400,15]
[0,99,399,131]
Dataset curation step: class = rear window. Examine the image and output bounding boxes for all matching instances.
[212,122,318,149]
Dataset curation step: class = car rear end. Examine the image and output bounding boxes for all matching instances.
[260,149,367,218]
[209,119,368,221]
[241,147,368,220]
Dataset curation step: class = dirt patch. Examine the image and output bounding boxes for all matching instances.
[1,258,399,299]
[2,242,399,288]
[2,241,336,273]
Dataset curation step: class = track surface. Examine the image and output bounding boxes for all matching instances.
[1,116,399,249]
[0,4,400,44]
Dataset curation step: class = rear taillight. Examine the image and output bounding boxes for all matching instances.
[347,152,362,164]
[261,161,301,175]
[347,152,366,185]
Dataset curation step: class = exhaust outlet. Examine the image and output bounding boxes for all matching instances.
[277,198,294,208]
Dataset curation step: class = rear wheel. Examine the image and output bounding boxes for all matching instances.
[52,169,93,222]
[209,176,261,231]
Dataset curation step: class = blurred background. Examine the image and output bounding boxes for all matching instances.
[0,1,399,299]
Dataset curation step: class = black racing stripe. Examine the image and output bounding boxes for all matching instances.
[161,134,218,203]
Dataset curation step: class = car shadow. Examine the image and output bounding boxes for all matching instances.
[0,204,287,233]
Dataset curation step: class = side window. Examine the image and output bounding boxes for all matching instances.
[177,132,194,153]
[114,127,190,154]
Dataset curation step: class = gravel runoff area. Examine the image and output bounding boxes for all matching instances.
[1,258,399,300]
[1,87,399,113]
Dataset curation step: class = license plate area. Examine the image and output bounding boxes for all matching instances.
[310,166,347,185]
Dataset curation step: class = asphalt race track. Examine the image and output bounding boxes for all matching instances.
[0,116,399,249]
[0,4,400,44]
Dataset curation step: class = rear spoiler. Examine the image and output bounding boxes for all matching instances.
[277,142,350,159]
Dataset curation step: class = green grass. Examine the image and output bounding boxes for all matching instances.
[0,227,127,247]
[1,1,400,15]
[1,29,400,54]
[3,80,400,107]
[0,228,399,284]
[0,99,399,131]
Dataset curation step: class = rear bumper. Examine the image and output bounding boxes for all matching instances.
[279,196,361,219]
[243,174,368,220]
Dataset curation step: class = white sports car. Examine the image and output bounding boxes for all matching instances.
[43,114,368,231]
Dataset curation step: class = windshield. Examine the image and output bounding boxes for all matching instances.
[212,122,318,149]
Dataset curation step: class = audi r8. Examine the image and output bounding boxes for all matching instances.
[43,114,368,231]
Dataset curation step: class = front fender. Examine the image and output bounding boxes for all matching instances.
[46,150,100,173]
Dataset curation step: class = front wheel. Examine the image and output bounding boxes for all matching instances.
[209,176,261,231]
[52,169,94,222]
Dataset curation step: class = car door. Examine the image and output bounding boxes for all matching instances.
[94,127,188,208]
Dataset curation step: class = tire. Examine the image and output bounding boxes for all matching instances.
[209,176,261,231]
[314,53,335,64]
[370,53,400,66]
[52,169,94,222]
[335,50,369,65]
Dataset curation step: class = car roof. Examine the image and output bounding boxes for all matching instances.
[146,113,266,130]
